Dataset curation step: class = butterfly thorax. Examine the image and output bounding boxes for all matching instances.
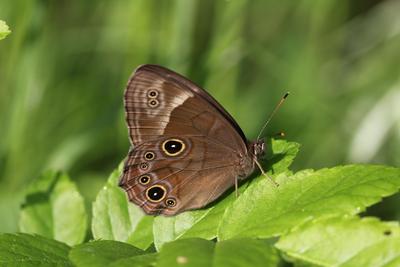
[237,139,265,179]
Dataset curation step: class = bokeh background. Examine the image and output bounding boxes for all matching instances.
[0,0,399,233]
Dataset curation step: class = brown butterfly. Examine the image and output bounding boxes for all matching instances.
[119,64,286,215]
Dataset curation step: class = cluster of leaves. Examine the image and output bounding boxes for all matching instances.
[1,139,400,266]
[1,0,399,236]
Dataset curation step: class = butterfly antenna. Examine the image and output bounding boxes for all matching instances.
[256,92,290,140]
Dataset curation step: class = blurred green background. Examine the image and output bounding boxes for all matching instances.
[0,0,399,233]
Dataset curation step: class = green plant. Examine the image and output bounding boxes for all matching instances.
[2,139,399,266]
[1,0,399,235]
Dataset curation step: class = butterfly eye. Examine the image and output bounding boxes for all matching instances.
[146,185,166,202]
[147,89,159,98]
[162,139,186,156]
[165,198,176,207]
[138,175,151,185]
[144,151,156,161]
[148,99,159,108]
[139,162,149,170]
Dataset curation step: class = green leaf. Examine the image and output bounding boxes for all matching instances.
[213,238,280,267]
[153,187,241,251]
[69,240,145,267]
[218,165,400,240]
[342,238,400,267]
[152,139,298,250]
[92,164,154,250]
[19,171,87,246]
[276,216,400,267]
[265,139,300,175]
[0,233,72,266]
[157,238,215,267]
[0,20,11,40]
[156,238,279,267]
[127,215,155,249]
[109,253,157,267]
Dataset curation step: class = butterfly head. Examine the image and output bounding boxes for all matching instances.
[251,139,266,158]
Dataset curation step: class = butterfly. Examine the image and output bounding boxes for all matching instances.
[119,64,285,215]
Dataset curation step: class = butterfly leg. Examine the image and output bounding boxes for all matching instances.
[254,159,279,187]
[235,176,239,198]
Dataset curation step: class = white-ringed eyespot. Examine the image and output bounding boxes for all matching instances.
[144,151,156,161]
[148,99,159,108]
[161,138,185,156]
[147,89,159,98]
[145,185,167,202]
[165,198,176,207]
[139,162,149,170]
[138,175,151,185]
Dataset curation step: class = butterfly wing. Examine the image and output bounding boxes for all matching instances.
[120,64,252,215]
